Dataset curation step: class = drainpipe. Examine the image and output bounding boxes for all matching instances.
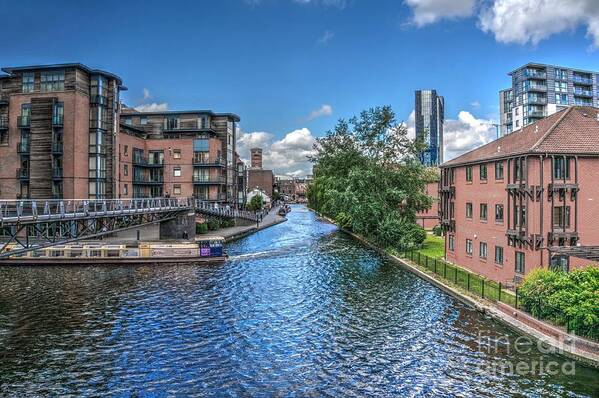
[539,155,544,268]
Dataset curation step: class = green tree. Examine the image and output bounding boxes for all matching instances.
[308,106,431,249]
[247,194,264,211]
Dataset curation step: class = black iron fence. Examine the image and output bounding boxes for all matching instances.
[398,249,597,341]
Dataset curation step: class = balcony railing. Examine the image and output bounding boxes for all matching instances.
[525,84,547,92]
[573,88,593,97]
[52,141,63,154]
[528,111,546,118]
[132,157,164,167]
[526,97,547,105]
[16,168,29,179]
[164,120,216,132]
[193,175,226,184]
[574,100,593,106]
[193,193,227,202]
[524,69,546,79]
[192,157,226,167]
[132,176,164,184]
[52,168,63,179]
[89,119,110,130]
[0,116,9,129]
[17,116,30,128]
[52,115,63,126]
[89,144,107,155]
[572,76,593,85]
[17,142,30,153]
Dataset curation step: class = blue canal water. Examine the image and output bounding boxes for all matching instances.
[0,205,597,397]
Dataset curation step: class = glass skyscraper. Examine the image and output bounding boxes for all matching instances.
[415,89,444,166]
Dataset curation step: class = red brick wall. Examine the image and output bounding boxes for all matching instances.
[416,181,440,230]
[445,156,599,285]
[248,169,274,197]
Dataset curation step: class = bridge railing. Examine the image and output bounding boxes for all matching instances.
[0,197,194,225]
[192,199,259,221]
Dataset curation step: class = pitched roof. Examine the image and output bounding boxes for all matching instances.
[442,106,599,167]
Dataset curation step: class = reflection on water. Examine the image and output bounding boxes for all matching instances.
[0,205,597,396]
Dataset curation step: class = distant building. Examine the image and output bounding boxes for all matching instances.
[499,62,599,136]
[415,90,444,166]
[250,147,263,169]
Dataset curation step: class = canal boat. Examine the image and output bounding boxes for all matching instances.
[0,237,226,265]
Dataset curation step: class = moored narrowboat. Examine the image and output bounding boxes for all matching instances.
[0,237,226,265]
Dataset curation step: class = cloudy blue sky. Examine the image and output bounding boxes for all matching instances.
[2,0,598,176]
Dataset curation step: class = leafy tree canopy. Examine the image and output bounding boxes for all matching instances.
[307,106,431,249]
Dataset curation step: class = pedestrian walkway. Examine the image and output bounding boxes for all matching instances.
[198,206,286,242]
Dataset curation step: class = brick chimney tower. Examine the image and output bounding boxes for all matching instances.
[250,148,263,169]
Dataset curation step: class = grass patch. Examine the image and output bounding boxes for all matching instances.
[417,234,445,259]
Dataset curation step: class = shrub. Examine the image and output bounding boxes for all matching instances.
[518,266,599,339]
[247,195,264,211]
[221,219,235,228]
[432,224,443,236]
[207,218,221,231]
[196,223,208,234]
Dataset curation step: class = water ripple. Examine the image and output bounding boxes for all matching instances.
[0,205,597,397]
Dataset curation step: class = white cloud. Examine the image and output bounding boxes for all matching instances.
[479,0,599,47]
[237,127,316,177]
[470,100,481,109]
[317,30,335,45]
[443,111,496,161]
[404,0,476,26]
[404,110,416,139]
[143,88,151,100]
[307,104,333,120]
[134,102,169,112]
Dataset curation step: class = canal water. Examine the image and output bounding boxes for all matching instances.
[0,205,597,397]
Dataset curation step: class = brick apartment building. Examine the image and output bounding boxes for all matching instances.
[416,181,440,229]
[440,106,599,285]
[119,108,241,205]
[0,63,123,199]
[0,63,245,206]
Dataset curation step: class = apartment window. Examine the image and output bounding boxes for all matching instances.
[553,157,570,179]
[466,239,473,256]
[555,69,568,80]
[554,81,568,93]
[495,246,504,265]
[173,166,182,177]
[515,120,520,128]
[166,117,179,130]
[173,149,181,159]
[466,203,473,218]
[479,242,488,259]
[40,70,65,92]
[556,94,568,105]
[553,206,571,229]
[495,161,504,180]
[514,159,523,181]
[124,145,128,156]
[466,166,473,182]
[173,184,182,195]
[480,203,488,221]
[448,235,455,251]
[514,205,526,227]
[550,255,569,272]
[515,108,519,116]
[124,164,129,176]
[22,72,34,93]
[124,117,132,126]
[124,184,128,195]
[495,204,504,223]
[515,252,525,274]
[53,102,63,125]
[479,164,487,181]
[140,116,148,125]
[449,202,455,218]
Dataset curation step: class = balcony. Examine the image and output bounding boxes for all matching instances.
[17,142,30,153]
[132,176,164,185]
[90,94,108,106]
[52,168,63,179]
[193,157,226,167]
[524,69,546,79]
[89,119,110,130]
[52,141,63,154]
[572,76,593,85]
[574,100,593,106]
[573,88,593,97]
[0,116,8,130]
[527,111,546,118]
[526,97,547,105]
[17,116,30,128]
[525,84,547,92]
[132,157,164,167]
[52,115,63,126]
[193,193,227,202]
[89,144,107,155]
[164,120,216,132]
[16,168,29,179]
[193,175,226,184]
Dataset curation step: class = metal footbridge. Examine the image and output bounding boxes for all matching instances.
[0,197,259,257]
